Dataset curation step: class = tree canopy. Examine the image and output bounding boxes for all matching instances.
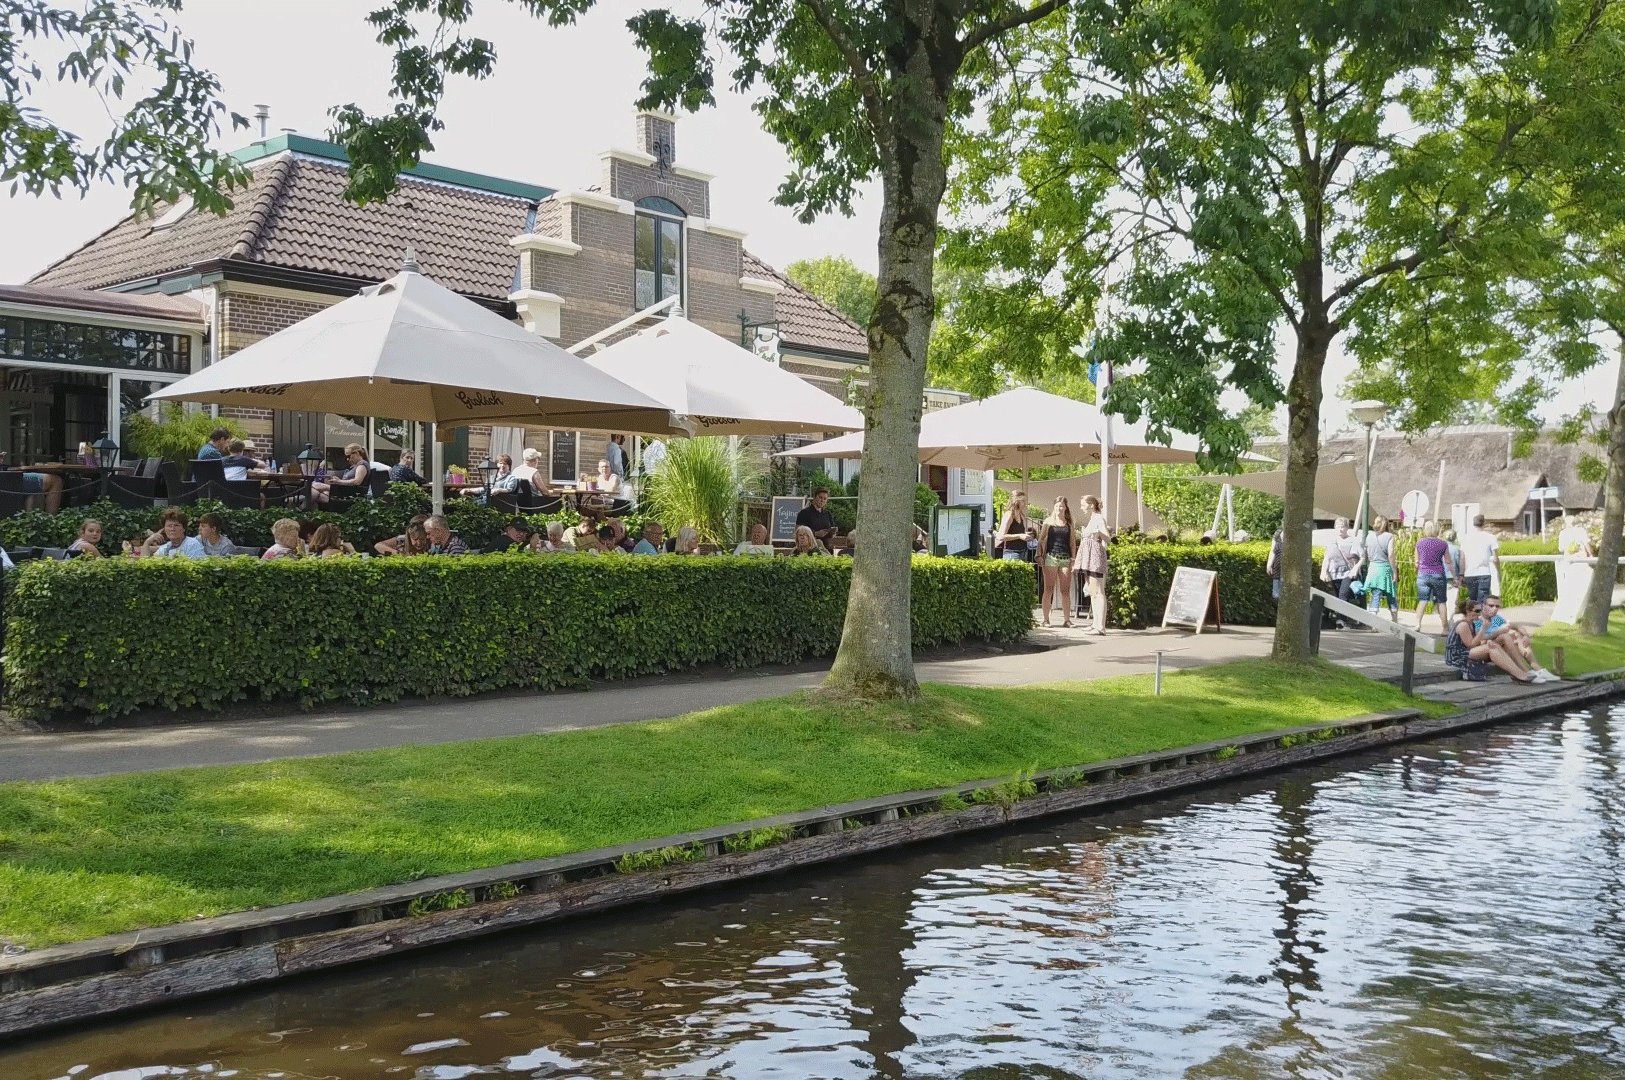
[785,255,878,328]
[1,0,248,213]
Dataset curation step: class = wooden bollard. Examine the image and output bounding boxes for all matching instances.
[1553,646,1566,677]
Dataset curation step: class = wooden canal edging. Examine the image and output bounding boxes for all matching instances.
[3,676,1623,1040]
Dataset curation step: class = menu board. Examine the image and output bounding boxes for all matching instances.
[1161,566,1222,633]
[771,496,803,544]
[933,505,974,557]
[550,430,578,485]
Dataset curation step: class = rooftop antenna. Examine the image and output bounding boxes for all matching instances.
[253,104,270,140]
[401,247,421,273]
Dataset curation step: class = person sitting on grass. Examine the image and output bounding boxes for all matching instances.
[1475,595,1556,682]
[734,523,775,556]
[141,508,205,559]
[68,518,104,558]
[633,521,665,555]
[1446,596,1535,684]
[261,518,304,560]
[375,514,430,556]
[790,524,827,556]
[195,512,239,557]
[424,515,466,555]
[309,523,355,557]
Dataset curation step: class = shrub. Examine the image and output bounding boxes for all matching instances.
[1106,542,1279,629]
[1499,539,1558,607]
[4,555,1033,722]
[123,404,247,465]
[643,437,762,546]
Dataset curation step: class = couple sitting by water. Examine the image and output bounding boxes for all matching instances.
[1445,594,1558,684]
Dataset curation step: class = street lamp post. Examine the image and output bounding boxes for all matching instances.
[90,433,119,499]
[1349,400,1389,552]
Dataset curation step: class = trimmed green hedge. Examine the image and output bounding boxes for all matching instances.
[0,484,650,555]
[3,555,1033,722]
[1107,542,1277,628]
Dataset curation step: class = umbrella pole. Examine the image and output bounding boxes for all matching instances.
[1136,463,1144,531]
[1211,483,1228,538]
[431,422,444,516]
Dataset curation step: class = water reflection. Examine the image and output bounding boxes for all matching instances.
[12,703,1625,1080]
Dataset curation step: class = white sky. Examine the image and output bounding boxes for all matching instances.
[0,0,1611,431]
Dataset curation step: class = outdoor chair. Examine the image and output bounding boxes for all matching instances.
[607,498,634,516]
[134,457,161,478]
[58,474,101,509]
[39,547,69,561]
[189,458,226,485]
[215,479,270,509]
[0,472,33,516]
[519,493,563,515]
[233,546,262,558]
[487,492,519,516]
[7,547,44,563]
[365,468,392,498]
[105,475,160,510]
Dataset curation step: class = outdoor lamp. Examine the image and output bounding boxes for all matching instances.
[477,458,500,492]
[90,434,119,470]
[296,443,322,476]
[1350,401,1390,428]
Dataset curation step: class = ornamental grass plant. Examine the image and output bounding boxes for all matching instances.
[643,436,762,547]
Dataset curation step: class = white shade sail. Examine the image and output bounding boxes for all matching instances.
[150,267,682,434]
[778,386,1270,468]
[1186,460,1364,519]
[583,313,863,437]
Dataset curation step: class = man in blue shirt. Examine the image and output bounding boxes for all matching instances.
[1475,595,1557,681]
[632,521,665,554]
[197,427,232,459]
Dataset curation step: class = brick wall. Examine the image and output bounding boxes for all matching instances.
[217,289,336,443]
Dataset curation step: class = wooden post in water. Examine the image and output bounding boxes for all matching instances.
[1402,636,1416,695]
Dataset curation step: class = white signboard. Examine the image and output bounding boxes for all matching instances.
[1400,489,1429,524]
[959,469,987,496]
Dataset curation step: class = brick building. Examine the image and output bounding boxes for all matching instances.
[24,112,910,490]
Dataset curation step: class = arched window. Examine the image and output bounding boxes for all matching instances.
[634,196,685,309]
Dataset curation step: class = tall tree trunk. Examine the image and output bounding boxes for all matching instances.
[1581,343,1625,635]
[824,99,946,700]
[1274,319,1329,661]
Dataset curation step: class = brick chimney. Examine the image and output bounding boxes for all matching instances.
[636,111,677,169]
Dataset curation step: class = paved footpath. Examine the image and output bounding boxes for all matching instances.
[0,602,1597,783]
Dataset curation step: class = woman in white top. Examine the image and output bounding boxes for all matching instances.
[1072,495,1111,634]
[1552,516,1595,624]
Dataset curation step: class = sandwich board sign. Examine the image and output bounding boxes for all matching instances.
[1162,566,1223,633]
[770,496,803,544]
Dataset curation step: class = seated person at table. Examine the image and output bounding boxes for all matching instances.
[673,526,701,556]
[424,514,467,555]
[69,518,105,558]
[375,514,431,556]
[588,459,620,494]
[569,523,600,554]
[20,470,62,515]
[312,443,370,506]
[540,521,565,552]
[503,518,540,552]
[220,439,263,481]
[196,512,239,556]
[197,427,232,460]
[795,488,839,552]
[262,518,304,559]
[464,454,519,500]
[790,524,828,556]
[390,451,427,485]
[510,447,545,494]
[310,523,356,557]
[606,516,636,552]
[596,523,623,554]
[141,508,206,559]
[734,523,774,556]
[632,521,665,555]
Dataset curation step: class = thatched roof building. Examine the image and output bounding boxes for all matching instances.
[1256,426,1605,533]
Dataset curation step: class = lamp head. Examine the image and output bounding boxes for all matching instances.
[90,433,119,469]
[1350,400,1389,427]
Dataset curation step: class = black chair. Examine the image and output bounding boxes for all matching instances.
[135,457,161,478]
[232,546,262,558]
[189,458,226,485]
[519,493,563,515]
[215,479,270,509]
[39,547,69,561]
[155,461,183,497]
[0,472,32,515]
[8,547,44,563]
[365,467,392,498]
[106,475,160,509]
[58,474,101,509]
[488,492,520,516]
[606,498,634,516]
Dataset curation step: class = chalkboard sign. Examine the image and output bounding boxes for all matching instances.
[1162,565,1223,633]
[550,430,578,485]
[771,496,804,544]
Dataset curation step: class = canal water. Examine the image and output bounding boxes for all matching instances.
[12,701,1625,1080]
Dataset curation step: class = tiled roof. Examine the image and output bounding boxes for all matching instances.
[0,283,203,323]
[30,154,534,299]
[743,251,869,360]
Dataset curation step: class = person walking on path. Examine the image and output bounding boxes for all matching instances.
[1461,514,1500,604]
[1319,517,1363,629]
[1038,496,1077,628]
[1412,520,1458,634]
[1363,516,1399,621]
[1073,495,1110,635]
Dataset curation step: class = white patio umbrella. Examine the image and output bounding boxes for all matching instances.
[581,312,864,435]
[779,386,1267,474]
[150,258,681,509]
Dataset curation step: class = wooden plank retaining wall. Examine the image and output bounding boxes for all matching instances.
[2,676,1622,1041]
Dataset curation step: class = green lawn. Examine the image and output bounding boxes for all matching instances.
[0,658,1446,948]
[1533,611,1625,677]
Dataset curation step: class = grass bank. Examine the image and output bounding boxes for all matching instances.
[0,659,1447,948]
[1533,611,1625,677]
